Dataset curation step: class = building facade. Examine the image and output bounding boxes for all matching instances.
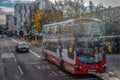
[14,2,39,35]
[14,0,58,35]
[6,14,15,30]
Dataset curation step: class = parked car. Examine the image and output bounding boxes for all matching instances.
[15,42,29,53]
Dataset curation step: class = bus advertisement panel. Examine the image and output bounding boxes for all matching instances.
[42,18,106,74]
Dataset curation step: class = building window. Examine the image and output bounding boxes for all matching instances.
[20,14,22,18]
[24,14,26,17]
[20,5,22,10]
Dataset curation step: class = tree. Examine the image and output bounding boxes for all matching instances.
[54,0,85,19]
[34,10,63,33]
[34,10,45,32]
[103,6,118,36]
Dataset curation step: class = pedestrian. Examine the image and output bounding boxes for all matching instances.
[59,41,63,58]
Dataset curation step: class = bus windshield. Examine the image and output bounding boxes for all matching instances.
[74,19,105,64]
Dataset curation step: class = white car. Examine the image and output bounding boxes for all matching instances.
[15,42,29,53]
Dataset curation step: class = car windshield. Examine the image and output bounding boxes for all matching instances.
[19,42,28,47]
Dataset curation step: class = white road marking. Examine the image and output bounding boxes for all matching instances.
[53,71,58,76]
[11,38,17,43]
[13,55,17,63]
[5,39,24,75]
[18,65,24,75]
[109,71,115,75]
[46,65,51,69]
[109,77,119,80]
[30,50,41,58]
[50,71,58,76]
[36,66,41,70]
[5,40,17,63]
[42,64,47,70]
[59,71,66,76]
[36,64,51,70]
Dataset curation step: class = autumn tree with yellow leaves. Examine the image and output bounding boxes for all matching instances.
[34,10,63,33]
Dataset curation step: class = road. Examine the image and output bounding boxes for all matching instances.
[0,37,120,80]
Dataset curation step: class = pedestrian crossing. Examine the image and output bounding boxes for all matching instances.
[30,61,66,77]
[36,64,51,70]
[35,63,58,71]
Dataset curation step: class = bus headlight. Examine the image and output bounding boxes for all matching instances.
[75,65,82,70]
[75,65,79,68]
[102,64,106,68]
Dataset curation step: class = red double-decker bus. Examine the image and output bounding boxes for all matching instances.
[42,18,106,74]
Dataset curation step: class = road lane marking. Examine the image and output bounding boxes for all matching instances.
[4,39,24,75]
[42,64,47,70]
[49,71,58,76]
[52,71,58,76]
[46,65,51,69]
[109,71,115,75]
[59,71,66,76]
[30,50,41,58]
[11,38,17,43]
[5,40,17,63]
[36,64,51,70]
[109,77,119,80]
[12,54,17,63]
[18,65,24,75]
[36,66,41,70]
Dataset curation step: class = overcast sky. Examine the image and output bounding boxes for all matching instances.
[84,0,120,7]
[50,0,120,7]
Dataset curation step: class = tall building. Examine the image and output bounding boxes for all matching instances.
[6,14,14,30]
[15,3,29,34]
[14,2,39,34]
[0,14,6,25]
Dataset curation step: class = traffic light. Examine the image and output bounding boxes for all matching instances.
[31,26,35,33]
[14,17,17,25]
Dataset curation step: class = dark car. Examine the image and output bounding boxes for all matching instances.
[15,42,29,53]
[7,30,13,37]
